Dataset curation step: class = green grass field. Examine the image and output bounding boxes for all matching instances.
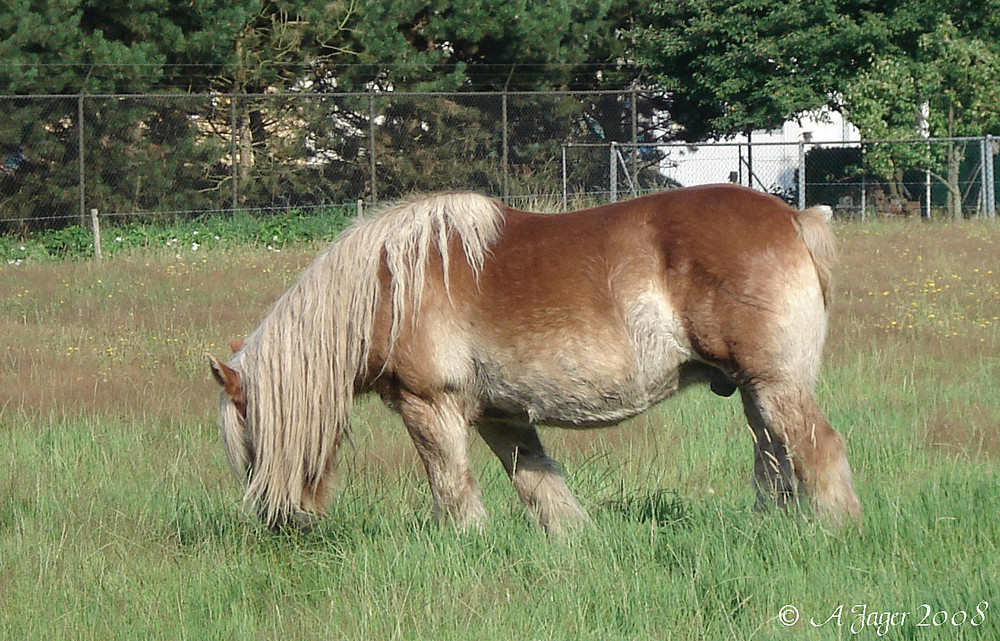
[2,219,998,639]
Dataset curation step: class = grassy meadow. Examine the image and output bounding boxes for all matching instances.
[1,217,998,639]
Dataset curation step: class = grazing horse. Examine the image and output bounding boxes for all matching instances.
[209,184,861,534]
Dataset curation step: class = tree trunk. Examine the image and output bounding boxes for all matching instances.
[234,37,252,200]
[237,110,254,190]
[887,168,905,200]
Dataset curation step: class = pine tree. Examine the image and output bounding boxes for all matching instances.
[0,0,254,229]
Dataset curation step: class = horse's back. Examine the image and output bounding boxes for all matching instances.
[479,184,811,321]
[492,184,804,270]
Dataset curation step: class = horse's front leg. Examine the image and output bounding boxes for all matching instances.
[476,420,589,536]
[398,389,487,529]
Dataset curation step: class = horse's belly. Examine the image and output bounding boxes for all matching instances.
[479,364,681,428]
[472,282,692,428]
[476,337,688,429]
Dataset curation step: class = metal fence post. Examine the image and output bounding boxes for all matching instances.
[502,91,509,201]
[631,88,638,192]
[924,140,932,220]
[980,137,988,219]
[609,142,618,203]
[368,90,378,202]
[230,95,239,211]
[860,175,867,221]
[78,94,86,225]
[986,134,997,219]
[561,144,567,211]
[798,140,806,209]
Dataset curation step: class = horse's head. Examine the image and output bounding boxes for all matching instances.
[208,353,253,485]
[208,345,322,532]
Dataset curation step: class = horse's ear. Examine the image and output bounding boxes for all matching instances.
[208,354,242,400]
[229,339,245,354]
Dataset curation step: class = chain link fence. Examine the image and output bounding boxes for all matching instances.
[1,90,660,232]
[566,138,998,220]
[2,90,997,234]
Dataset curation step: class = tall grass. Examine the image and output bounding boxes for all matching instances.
[1,219,998,639]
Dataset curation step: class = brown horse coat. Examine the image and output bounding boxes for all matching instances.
[211,184,860,533]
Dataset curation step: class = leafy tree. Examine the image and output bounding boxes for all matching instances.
[1,0,663,226]
[843,8,1000,218]
[160,0,648,205]
[628,0,889,141]
[328,0,658,199]
[630,0,999,216]
[344,0,630,91]
[212,1,363,208]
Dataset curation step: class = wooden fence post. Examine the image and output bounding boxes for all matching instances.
[90,208,102,261]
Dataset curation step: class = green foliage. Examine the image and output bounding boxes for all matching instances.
[0,0,252,227]
[4,0,998,230]
[1,1,655,229]
[840,8,1000,215]
[348,0,631,92]
[630,0,999,218]
[631,0,1000,146]
[844,7,1000,142]
[0,96,82,224]
[630,0,872,140]
[0,0,253,94]
[0,207,353,263]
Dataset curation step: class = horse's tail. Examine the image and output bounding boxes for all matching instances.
[793,204,837,308]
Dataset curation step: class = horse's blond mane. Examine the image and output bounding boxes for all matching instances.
[231,192,503,524]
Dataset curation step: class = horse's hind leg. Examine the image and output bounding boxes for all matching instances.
[740,388,796,511]
[476,420,589,535]
[398,390,487,529]
[741,383,861,526]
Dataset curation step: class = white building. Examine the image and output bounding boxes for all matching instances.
[657,108,861,194]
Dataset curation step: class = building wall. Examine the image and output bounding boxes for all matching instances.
[659,109,861,192]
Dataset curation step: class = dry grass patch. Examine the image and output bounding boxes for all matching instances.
[0,247,319,421]
[831,220,1000,459]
